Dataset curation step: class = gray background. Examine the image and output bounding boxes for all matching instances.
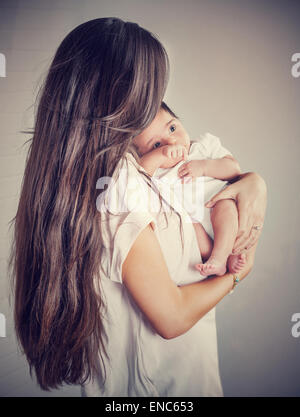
[0,0,299,397]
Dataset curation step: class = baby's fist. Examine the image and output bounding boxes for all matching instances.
[162,144,187,160]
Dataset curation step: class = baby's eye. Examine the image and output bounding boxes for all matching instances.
[169,124,176,133]
[153,142,161,149]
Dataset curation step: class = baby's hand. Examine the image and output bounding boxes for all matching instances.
[178,160,207,182]
[138,145,187,174]
[161,144,188,161]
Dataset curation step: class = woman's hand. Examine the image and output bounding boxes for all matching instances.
[205,172,267,254]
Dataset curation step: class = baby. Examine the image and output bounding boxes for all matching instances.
[132,102,246,277]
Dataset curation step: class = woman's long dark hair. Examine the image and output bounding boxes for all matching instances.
[8,17,169,390]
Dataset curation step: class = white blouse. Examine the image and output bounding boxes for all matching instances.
[81,150,223,397]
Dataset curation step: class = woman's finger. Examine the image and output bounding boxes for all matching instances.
[232,199,253,252]
[233,225,252,253]
[233,235,251,253]
[236,198,250,235]
[234,233,260,253]
[244,232,260,250]
[233,222,262,253]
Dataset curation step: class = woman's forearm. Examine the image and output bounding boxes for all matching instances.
[123,224,257,341]
[175,274,235,337]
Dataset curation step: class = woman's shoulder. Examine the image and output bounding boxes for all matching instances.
[112,152,148,179]
[111,152,138,177]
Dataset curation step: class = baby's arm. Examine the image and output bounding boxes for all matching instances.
[178,155,241,182]
[138,148,166,176]
[202,155,241,180]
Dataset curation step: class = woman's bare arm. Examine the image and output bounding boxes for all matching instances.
[122,224,256,340]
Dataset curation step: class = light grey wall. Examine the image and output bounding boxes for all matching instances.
[0,0,299,397]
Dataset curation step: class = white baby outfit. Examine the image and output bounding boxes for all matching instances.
[153,133,232,239]
[82,138,225,397]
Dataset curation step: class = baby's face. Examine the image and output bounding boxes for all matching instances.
[133,109,190,156]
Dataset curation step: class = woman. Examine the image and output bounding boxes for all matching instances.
[9,18,266,396]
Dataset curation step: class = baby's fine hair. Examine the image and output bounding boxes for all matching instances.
[161,101,179,119]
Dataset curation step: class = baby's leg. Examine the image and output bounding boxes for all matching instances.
[196,199,246,276]
[193,222,213,262]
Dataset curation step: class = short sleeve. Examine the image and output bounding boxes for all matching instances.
[98,154,156,284]
[192,132,232,159]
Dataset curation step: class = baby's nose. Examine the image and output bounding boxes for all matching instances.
[165,137,176,145]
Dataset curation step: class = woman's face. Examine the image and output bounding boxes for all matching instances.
[133,109,191,156]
